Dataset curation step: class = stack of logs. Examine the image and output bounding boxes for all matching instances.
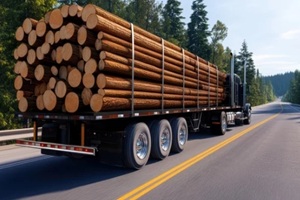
[13,4,227,114]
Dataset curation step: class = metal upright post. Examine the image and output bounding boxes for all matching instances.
[230,53,235,107]
[243,60,247,107]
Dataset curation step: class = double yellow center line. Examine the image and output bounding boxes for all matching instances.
[118,113,280,200]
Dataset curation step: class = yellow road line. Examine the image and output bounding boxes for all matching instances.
[118,113,280,200]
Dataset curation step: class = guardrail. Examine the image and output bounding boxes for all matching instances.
[0,127,42,144]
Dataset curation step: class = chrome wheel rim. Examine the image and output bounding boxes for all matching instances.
[179,127,187,146]
[161,128,171,151]
[136,132,149,160]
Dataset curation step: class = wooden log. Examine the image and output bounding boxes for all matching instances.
[17,43,29,58]
[36,46,43,60]
[28,30,44,47]
[14,75,32,91]
[45,30,54,45]
[59,25,66,40]
[27,49,38,65]
[69,4,83,17]
[67,68,82,88]
[36,95,45,110]
[55,80,70,98]
[22,18,38,34]
[62,43,81,64]
[51,49,56,62]
[90,95,198,112]
[44,11,52,24]
[77,60,85,72]
[15,26,26,42]
[14,61,22,74]
[65,23,79,42]
[86,13,224,78]
[34,82,47,96]
[36,21,47,37]
[77,26,97,46]
[49,8,63,30]
[82,73,95,89]
[17,90,34,101]
[34,64,51,81]
[60,5,70,18]
[51,65,58,76]
[18,97,36,112]
[58,65,68,80]
[82,46,98,62]
[65,92,81,113]
[41,42,53,55]
[84,58,98,74]
[47,77,59,89]
[14,48,19,60]
[54,31,61,44]
[19,61,35,79]
[96,74,225,98]
[55,46,63,64]
[81,87,93,106]
[43,90,61,111]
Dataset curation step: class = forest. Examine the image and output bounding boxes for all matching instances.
[0,0,277,130]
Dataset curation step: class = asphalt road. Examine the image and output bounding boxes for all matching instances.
[0,102,299,200]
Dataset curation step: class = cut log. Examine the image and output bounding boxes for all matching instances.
[36,21,47,37]
[44,11,52,24]
[14,75,32,91]
[55,46,63,64]
[82,73,95,89]
[59,25,66,40]
[17,43,29,58]
[77,60,85,72]
[47,77,59,89]
[41,42,52,55]
[22,18,38,34]
[15,26,26,42]
[84,58,98,74]
[65,92,81,113]
[26,49,38,65]
[65,23,79,42]
[36,95,45,110]
[49,8,63,30]
[14,48,19,60]
[28,30,44,47]
[60,5,70,18]
[14,61,22,74]
[82,46,98,61]
[19,61,35,79]
[45,30,54,45]
[62,43,81,64]
[67,68,82,88]
[77,26,97,46]
[43,90,59,111]
[81,87,93,106]
[69,4,83,17]
[19,97,36,112]
[34,64,51,81]
[54,31,61,44]
[58,65,68,80]
[16,90,34,101]
[51,65,58,76]
[55,80,70,98]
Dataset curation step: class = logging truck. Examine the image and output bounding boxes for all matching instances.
[14,4,251,169]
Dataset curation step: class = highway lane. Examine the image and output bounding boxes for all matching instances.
[0,102,299,200]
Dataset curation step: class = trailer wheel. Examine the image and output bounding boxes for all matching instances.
[170,117,188,153]
[244,110,252,125]
[123,122,151,169]
[212,111,227,135]
[150,119,172,160]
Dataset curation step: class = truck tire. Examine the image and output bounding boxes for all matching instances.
[212,111,227,135]
[170,117,188,153]
[150,119,172,160]
[123,122,151,169]
[244,111,251,125]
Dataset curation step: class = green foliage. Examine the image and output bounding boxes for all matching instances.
[263,72,294,97]
[125,0,163,36]
[187,0,210,60]
[283,70,300,104]
[161,0,186,47]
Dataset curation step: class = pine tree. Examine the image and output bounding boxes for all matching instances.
[187,0,210,60]
[210,20,227,67]
[161,0,186,46]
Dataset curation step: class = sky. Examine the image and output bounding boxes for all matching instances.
[161,0,300,76]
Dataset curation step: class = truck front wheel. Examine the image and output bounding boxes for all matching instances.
[123,122,151,169]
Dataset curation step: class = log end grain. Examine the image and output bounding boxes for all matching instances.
[55,80,68,98]
[90,94,103,112]
[77,26,87,45]
[82,73,95,89]
[96,73,106,88]
[49,9,63,30]
[17,43,29,58]
[81,4,96,22]
[36,95,45,110]
[14,75,23,90]
[34,64,45,81]
[26,49,36,65]
[43,90,57,111]
[69,4,83,17]
[18,97,29,112]
[15,26,25,42]
[81,87,93,106]
[60,5,69,18]
[36,21,47,37]
[65,92,79,113]
[22,18,37,34]
[84,58,97,73]
[86,14,98,30]
[67,68,82,88]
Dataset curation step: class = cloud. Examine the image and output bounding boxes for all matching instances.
[281,30,300,40]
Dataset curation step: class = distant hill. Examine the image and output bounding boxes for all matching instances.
[263,72,294,97]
